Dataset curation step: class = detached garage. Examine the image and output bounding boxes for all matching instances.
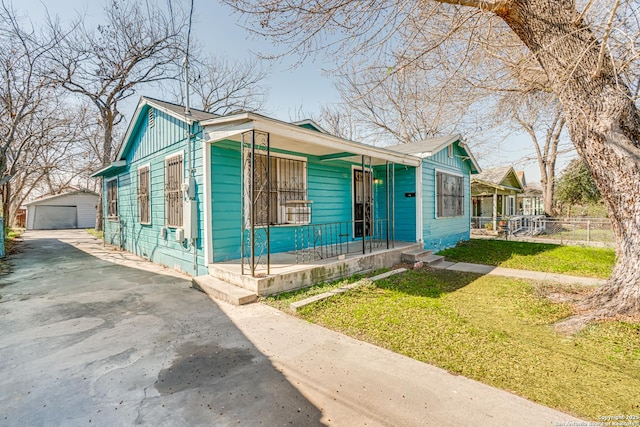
[25,190,99,230]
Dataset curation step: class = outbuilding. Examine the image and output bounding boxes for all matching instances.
[25,190,98,230]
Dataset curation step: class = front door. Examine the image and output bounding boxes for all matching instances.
[353,169,372,238]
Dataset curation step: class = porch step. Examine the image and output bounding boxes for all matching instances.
[192,275,257,306]
[401,248,445,266]
[420,254,445,266]
[401,248,432,263]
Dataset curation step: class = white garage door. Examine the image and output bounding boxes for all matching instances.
[33,206,78,230]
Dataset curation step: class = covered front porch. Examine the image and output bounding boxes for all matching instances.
[200,113,422,293]
[206,240,422,296]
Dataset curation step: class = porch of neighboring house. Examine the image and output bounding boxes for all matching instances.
[470,166,524,233]
[197,117,426,299]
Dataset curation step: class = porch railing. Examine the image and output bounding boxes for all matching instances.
[292,218,391,264]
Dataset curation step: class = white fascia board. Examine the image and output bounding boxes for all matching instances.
[203,114,421,167]
[252,118,421,167]
[204,121,255,143]
[458,140,482,173]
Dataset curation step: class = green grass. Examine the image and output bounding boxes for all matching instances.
[85,228,104,240]
[4,228,23,255]
[437,239,615,278]
[277,269,640,419]
[261,268,389,311]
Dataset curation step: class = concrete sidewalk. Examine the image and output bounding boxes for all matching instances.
[45,230,585,426]
[433,260,607,286]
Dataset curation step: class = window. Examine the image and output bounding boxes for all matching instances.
[448,144,453,158]
[247,153,308,225]
[138,165,151,224]
[436,171,463,217]
[106,178,118,219]
[165,154,183,227]
[148,108,155,128]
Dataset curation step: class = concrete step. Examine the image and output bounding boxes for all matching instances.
[192,275,257,306]
[401,248,432,263]
[419,254,445,266]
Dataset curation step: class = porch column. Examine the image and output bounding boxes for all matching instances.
[385,161,389,249]
[493,189,498,231]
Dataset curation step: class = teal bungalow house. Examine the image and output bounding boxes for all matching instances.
[92,97,480,299]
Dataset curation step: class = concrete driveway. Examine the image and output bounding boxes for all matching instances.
[0,231,322,426]
[0,230,583,426]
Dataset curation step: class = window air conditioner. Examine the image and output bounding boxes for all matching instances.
[284,206,311,224]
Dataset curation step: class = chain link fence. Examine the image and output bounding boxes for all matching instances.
[472,216,614,246]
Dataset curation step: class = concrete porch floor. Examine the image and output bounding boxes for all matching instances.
[205,241,422,296]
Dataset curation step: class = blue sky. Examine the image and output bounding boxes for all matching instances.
[18,0,576,183]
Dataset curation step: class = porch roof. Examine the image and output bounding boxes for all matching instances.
[201,112,422,167]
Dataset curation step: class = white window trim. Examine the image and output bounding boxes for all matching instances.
[247,151,309,226]
[434,168,464,219]
[106,177,119,221]
[137,163,151,225]
[164,152,184,228]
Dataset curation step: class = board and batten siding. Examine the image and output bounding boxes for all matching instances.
[421,142,473,252]
[210,141,385,262]
[103,106,208,276]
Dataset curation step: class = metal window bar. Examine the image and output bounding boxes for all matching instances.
[165,155,183,227]
[437,172,463,217]
[138,166,150,224]
[106,180,118,218]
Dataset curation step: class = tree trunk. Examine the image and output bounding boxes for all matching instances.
[95,111,114,232]
[542,168,555,216]
[499,0,640,316]
[2,182,9,236]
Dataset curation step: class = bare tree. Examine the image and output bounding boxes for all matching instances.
[171,54,269,115]
[496,93,571,215]
[224,0,640,317]
[48,0,187,230]
[0,1,66,230]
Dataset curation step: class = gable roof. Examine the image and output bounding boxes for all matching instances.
[290,119,328,133]
[385,134,481,173]
[142,97,220,123]
[472,166,524,191]
[114,97,219,162]
[24,189,98,206]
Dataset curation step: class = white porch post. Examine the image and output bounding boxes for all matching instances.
[493,189,498,231]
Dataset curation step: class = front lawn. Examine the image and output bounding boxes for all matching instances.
[437,239,615,278]
[269,269,640,420]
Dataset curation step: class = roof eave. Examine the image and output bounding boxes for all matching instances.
[90,160,127,178]
[203,114,422,167]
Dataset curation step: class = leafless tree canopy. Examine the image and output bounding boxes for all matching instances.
[169,54,269,115]
[225,0,640,317]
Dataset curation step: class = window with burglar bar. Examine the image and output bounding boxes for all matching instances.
[106,178,118,219]
[138,165,150,224]
[165,154,183,227]
[248,153,308,226]
[436,171,464,217]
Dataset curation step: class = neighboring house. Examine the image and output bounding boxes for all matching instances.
[92,97,480,296]
[471,166,524,230]
[24,189,98,230]
[516,172,545,216]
